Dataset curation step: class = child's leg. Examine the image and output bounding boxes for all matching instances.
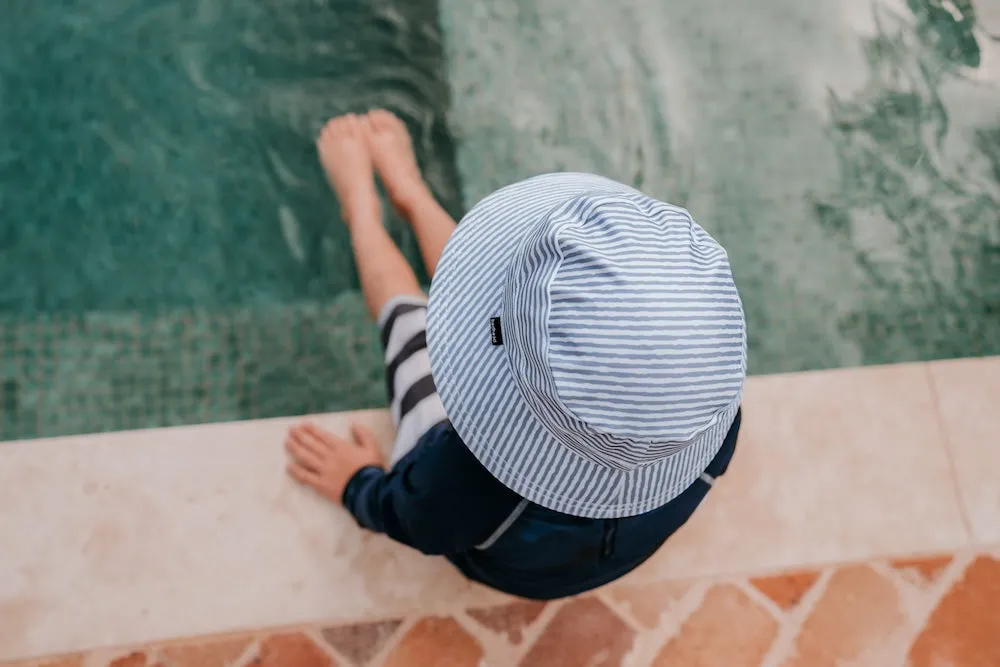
[363,110,457,279]
[317,113,446,463]
[316,114,424,320]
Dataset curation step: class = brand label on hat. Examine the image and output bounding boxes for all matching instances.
[490,317,504,346]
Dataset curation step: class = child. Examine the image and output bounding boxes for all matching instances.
[284,111,744,600]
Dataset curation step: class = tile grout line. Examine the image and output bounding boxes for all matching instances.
[451,609,527,666]
[596,587,703,667]
[301,626,347,665]
[887,552,976,667]
[922,362,976,543]
[617,580,712,665]
[227,636,262,667]
[757,567,835,667]
[593,590,647,635]
[526,599,575,662]
[867,560,940,665]
[366,615,417,667]
[735,578,788,627]
[500,598,569,665]
[447,598,573,666]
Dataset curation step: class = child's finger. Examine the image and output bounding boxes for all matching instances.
[350,423,378,450]
[285,436,325,471]
[286,462,321,487]
[300,422,344,450]
[286,427,327,459]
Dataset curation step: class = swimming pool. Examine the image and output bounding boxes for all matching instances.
[1,0,462,438]
[2,0,998,440]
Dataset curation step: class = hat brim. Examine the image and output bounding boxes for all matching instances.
[426,173,739,519]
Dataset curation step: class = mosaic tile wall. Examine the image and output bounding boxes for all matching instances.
[2,0,998,439]
[0,295,385,440]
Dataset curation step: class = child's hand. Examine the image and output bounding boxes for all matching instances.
[285,422,386,505]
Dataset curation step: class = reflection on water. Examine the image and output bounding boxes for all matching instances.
[441,0,1000,372]
[907,0,988,67]
[817,0,1000,363]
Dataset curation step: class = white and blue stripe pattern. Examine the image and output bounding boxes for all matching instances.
[427,173,746,519]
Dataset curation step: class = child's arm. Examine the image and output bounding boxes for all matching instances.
[342,423,522,555]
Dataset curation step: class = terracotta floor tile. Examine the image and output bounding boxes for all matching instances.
[750,570,820,610]
[159,636,252,667]
[908,555,1000,667]
[651,584,778,667]
[638,366,968,579]
[254,633,335,667]
[606,580,690,628]
[380,617,482,667]
[889,555,953,585]
[466,601,546,644]
[107,653,158,667]
[320,619,401,665]
[928,357,1000,542]
[519,597,634,667]
[781,564,907,667]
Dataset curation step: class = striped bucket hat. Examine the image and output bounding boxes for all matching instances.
[426,173,746,519]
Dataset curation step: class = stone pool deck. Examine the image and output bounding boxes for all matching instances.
[2,357,998,666]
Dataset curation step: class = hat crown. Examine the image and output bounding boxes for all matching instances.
[503,192,746,471]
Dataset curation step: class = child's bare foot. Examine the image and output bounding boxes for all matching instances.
[316,114,380,228]
[363,109,433,215]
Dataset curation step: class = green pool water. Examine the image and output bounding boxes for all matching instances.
[1,0,998,440]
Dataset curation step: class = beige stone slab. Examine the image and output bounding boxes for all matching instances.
[0,411,508,662]
[627,363,972,582]
[928,356,1000,544]
[0,362,980,661]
